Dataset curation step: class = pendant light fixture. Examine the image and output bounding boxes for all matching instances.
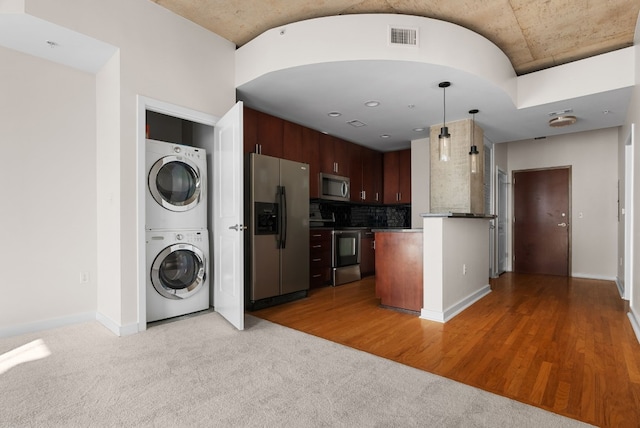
[468,109,479,174]
[438,81,451,161]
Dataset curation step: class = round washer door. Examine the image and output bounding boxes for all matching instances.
[148,155,201,212]
[151,243,206,300]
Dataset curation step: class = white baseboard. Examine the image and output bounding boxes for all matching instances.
[420,308,446,323]
[0,312,141,339]
[0,312,97,339]
[615,276,625,299]
[628,309,640,345]
[421,284,492,323]
[96,312,140,337]
[570,273,616,281]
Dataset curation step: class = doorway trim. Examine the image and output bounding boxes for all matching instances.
[497,168,508,275]
[623,124,635,301]
[136,96,217,332]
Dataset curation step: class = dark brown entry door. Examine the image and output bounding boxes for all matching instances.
[513,167,570,276]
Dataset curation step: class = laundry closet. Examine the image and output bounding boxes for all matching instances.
[144,111,215,323]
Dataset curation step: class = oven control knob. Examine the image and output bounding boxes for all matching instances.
[176,233,183,241]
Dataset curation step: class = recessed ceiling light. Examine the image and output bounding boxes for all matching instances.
[548,115,577,127]
[328,111,341,117]
[413,127,425,132]
[364,101,380,107]
[380,134,390,138]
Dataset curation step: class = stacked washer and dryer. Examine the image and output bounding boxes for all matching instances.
[145,139,210,323]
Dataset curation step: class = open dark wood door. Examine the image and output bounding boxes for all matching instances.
[513,167,571,276]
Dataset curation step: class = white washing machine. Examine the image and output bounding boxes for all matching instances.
[146,139,207,231]
[146,229,210,322]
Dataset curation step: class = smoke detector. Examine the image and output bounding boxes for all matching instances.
[548,115,577,127]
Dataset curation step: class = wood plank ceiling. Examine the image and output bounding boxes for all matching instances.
[152,0,640,75]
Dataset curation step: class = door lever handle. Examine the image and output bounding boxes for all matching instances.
[229,224,247,231]
[557,222,567,227]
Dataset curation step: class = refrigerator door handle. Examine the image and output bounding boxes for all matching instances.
[276,186,283,249]
[281,186,287,249]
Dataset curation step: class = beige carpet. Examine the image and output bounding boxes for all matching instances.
[0,312,591,427]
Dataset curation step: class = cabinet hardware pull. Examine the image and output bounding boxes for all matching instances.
[312,245,322,248]
[312,274,322,278]
[312,258,322,262]
[312,234,322,237]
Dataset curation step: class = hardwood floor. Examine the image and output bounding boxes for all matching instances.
[251,273,640,427]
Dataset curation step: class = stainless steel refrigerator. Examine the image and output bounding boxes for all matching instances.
[245,153,310,310]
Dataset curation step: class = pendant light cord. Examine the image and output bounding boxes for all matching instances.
[443,86,446,127]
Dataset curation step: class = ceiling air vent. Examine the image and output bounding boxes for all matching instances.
[347,120,367,128]
[389,27,418,46]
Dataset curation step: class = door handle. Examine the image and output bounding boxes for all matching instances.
[557,222,567,227]
[229,224,247,231]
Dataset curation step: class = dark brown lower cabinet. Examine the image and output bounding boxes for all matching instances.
[310,229,332,288]
[360,231,375,277]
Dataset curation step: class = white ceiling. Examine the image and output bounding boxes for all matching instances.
[0,13,117,74]
[236,57,633,151]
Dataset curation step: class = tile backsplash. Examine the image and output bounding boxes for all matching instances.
[312,201,410,228]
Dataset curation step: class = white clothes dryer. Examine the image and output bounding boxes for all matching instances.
[146,229,210,323]
[146,139,207,231]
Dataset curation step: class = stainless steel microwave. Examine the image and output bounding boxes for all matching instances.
[320,173,350,201]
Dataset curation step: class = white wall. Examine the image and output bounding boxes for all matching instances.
[411,137,430,227]
[422,217,491,322]
[506,128,619,279]
[0,0,236,335]
[0,47,97,330]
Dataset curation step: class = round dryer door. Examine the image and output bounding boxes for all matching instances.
[148,155,201,212]
[151,243,206,300]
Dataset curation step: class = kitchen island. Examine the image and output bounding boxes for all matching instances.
[373,214,494,321]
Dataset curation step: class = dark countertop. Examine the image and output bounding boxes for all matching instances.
[371,228,423,233]
[421,213,496,219]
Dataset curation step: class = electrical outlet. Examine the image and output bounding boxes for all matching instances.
[80,272,90,284]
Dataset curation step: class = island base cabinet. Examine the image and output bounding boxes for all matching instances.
[375,232,423,312]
